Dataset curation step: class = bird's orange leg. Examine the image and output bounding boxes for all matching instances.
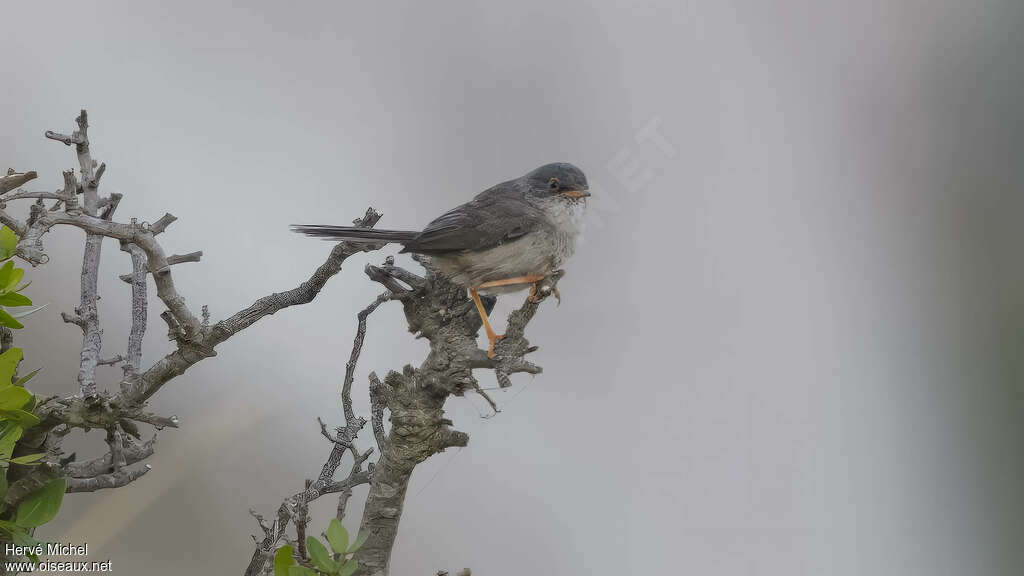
[475,275,546,291]
[478,274,548,303]
[470,288,503,358]
[471,275,545,357]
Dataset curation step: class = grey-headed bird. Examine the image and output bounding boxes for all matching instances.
[292,163,589,357]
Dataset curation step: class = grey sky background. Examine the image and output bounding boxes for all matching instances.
[1,1,1022,574]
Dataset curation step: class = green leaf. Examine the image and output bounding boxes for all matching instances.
[0,261,12,287]
[338,559,359,576]
[4,268,23,293]
[0,309,23,330]
[0,424,24,460]
[9,453,45,465]
[287,566,318,576]
[326,518,349,555]
[0,410,39,428]
[306,536,337,573]
[15,477,66,527]
[273,545,296,576]
[0,293,31,307]
[0,348,22,384]
[10,526,40,548]
[346,531,368,554]
[13,368,40,388]
[0,387,31,410]
[0,261,23,293]
[0,227,17,261]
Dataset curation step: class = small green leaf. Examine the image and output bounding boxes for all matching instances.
[0,424,24,460]
[0,386,31,410]
[288,566,318,576]
[306,536,337,573]
[326,518,349,555]
[0,309,23,330]
[0,261,13,288]
[10,526,40,548]
[273,545,296,576]
[0,227,17,261]
[346,531,369,554]
[4,267,23,293]
[9,453,45,465]
[15,477,66,527]
[0,348,22,384]
[0,261,24,293]
[338,559,359,576]
[0,293,31,307]
[13,368,40,388]
[0,410,39,428]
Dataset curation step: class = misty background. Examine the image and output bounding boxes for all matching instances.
[1,1,1022,574]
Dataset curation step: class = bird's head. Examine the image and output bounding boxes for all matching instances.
[524,162,590,203]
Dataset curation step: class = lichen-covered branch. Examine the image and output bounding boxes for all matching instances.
[244,290,389,576]
[120,243,148,379]
[0,111,386,523]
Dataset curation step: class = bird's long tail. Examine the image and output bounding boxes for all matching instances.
[290,224,419,244]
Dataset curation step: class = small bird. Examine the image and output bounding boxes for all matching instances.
[292,162,590,357]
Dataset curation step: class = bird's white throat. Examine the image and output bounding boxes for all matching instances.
[540,197,587,236]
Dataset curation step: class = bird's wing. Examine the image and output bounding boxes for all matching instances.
[404,184,543,254]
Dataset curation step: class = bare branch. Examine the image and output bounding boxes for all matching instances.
[60,311,85,329]
[99,191,121,220]
[97,355,125,366]
[0,190,64,202]
[0,207,26,237]
[65,434,156,478]
[125,208,383,406]
[120,243,148,379]
[0,170,38,195]
[106,426,127,471]
[44,130,84,146]
[149,213,176,235]
[368,372,391,453]
[209,208,382,343]
[128,410,179,430]
[66,464,151,493]
[75,231,103,398]
[118,251,202,283]
[343,292,392,422]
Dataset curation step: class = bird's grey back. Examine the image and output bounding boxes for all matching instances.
[401,177,545,255]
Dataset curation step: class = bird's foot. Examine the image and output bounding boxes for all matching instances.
[488,334,505,358]
[528,283,542,304]
[527,281,561,305]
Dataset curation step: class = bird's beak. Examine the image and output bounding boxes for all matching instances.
[562,189,591,199]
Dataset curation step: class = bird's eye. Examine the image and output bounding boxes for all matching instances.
[548,177,560,191]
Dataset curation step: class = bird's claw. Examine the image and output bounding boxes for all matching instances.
[528,281,561,305]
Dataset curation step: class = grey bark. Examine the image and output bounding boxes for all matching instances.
[247,252,560,576]
[351,259,558,576]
